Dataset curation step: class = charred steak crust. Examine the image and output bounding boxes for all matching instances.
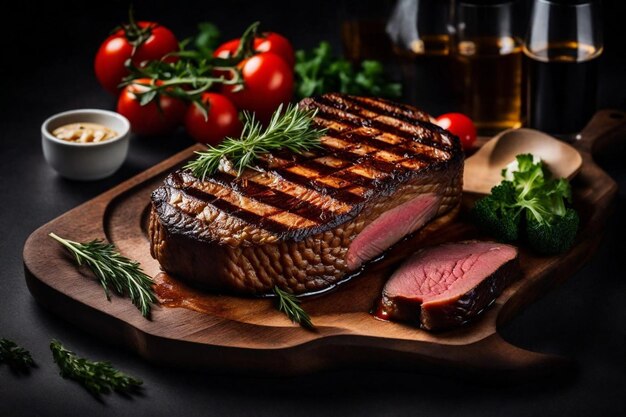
[149,93,464,294]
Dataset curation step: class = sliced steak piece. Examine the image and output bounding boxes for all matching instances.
[149,93,464,295]
[376,241,519,331]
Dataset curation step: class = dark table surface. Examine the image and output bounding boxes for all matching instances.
[1,1,625,416]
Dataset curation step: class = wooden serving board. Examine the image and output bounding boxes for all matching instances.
[23,110,626,377]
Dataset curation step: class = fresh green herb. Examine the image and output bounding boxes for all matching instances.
[49,233,156,318]
[273,286,314,329]
[185,103,326,179]
[122,60,243,117]
[188,22,222,56]
[0,338,36,373]
[471,154,579,254]
[50,340,142,397]
[294,41,402,100]
[122,22,261,115]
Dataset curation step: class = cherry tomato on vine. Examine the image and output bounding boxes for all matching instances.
[435,113,477,150]
[213,32,295,67]
[255,33,295,68]
[184,93,243,145]
[221,52,294,124]
[95,21,179,95]
[213,39,241,59]
[116,79,187,136]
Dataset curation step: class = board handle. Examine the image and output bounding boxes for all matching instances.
[457,333,575,378]
[574,109,626,155]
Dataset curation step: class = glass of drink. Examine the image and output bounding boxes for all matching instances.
[340,1,396,63]
[524,0,603,135]
[454,1,524,133]
[386,0,459,112]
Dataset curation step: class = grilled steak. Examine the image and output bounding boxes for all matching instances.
[149,93,464,295]
[376,241,519,331]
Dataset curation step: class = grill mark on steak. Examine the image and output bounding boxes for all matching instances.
[336,129,442,165]
[207,171,340,223]
[322,93,434,123]
[331,169,380,187]
[324,93,429,126]
[260,164,368,204]
[313,96,456,154]
[256,148,389,198]
[171,172,320,231]
[175,187,293,234]
[312,96,453,152]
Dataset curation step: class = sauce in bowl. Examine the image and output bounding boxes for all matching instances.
[52,122,118,143]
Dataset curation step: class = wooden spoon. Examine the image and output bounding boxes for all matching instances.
[463,128,583,195]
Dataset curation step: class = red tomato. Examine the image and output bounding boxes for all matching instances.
[213,32,295,67]
[116,79,187,136]
[184,93,243,145]
[253,33,295,67]
[95,22,178,95]
[435,113,477,150]
[213,38,241,59]
[222,52,294,124]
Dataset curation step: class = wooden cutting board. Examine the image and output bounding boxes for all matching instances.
[23,110,626,377]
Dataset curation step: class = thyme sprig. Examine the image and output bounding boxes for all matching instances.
[50,340,142,397]
[0,338,36,374]
[185,104,326,179]
[273,286,314,330]
[49,233,156,318]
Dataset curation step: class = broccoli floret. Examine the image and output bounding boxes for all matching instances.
[471,181,520,242]
[472,153,580,254]
[525,208,579,255]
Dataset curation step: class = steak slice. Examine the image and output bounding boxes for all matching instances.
[376,241,519,331]
[149,93,464,295]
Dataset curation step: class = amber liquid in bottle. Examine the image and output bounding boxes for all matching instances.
[455,36,523,133]
[525,41,601,134]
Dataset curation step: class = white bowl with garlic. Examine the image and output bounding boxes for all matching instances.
[41,109,130,180]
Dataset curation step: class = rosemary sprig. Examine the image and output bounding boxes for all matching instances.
[185,104,327,179]
[0,338,36,373]
[50,340,142,397]
[273,286,314,329]
[49,233,156,318]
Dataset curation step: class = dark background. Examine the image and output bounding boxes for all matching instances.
[1,1,625,416]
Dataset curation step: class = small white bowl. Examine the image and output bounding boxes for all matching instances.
[41,109,130,181]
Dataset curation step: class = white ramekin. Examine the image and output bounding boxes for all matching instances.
[41,109,131,180]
